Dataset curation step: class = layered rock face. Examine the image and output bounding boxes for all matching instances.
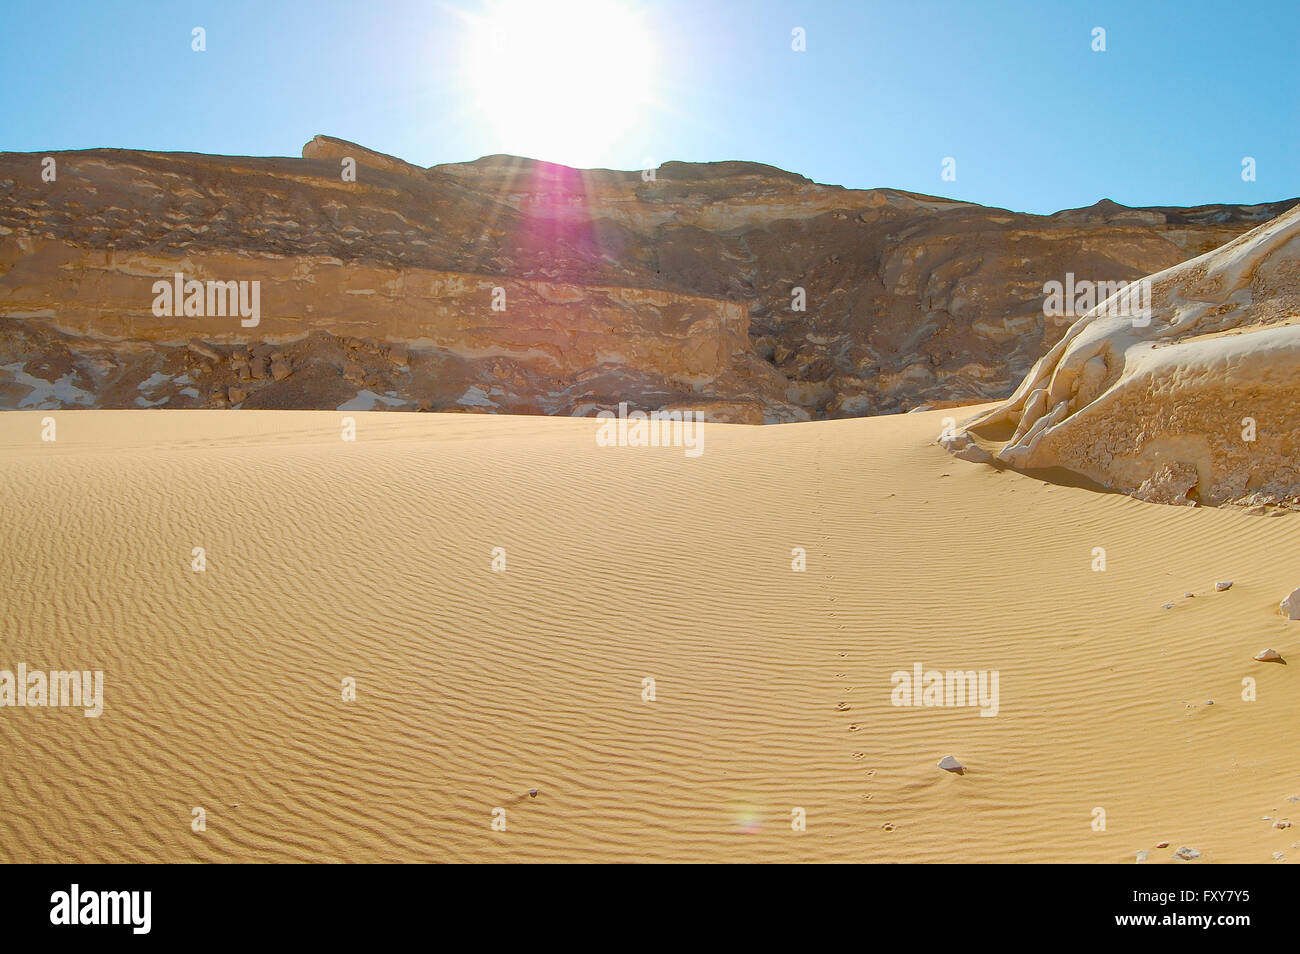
[946,204,1300,510]
[1,135,1294,419]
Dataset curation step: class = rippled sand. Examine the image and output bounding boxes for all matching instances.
[1,407,1297,862]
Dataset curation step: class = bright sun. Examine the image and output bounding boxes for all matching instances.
[462,0,658,168]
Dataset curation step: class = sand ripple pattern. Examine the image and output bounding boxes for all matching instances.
[1,409,1297,862]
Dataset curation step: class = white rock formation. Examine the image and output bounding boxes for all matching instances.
[1280,587,1300,620]
[945,204,1300,507]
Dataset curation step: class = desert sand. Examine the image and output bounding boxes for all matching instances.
[2,405,1298,863]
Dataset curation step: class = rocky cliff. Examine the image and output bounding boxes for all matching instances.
[1,135,1294,420]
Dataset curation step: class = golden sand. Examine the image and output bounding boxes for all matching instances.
[1,407,1297,862]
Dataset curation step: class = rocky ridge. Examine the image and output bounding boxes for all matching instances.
[1,135,1294,421]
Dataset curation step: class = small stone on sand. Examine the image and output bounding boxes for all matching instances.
[1255,648,1284,662]
[1280,587,1300,620]
[1215,581,1233,591]
[937,755,964,774]
[1174,846,1201,860]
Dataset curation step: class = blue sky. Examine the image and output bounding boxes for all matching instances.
[1,0,1295,214]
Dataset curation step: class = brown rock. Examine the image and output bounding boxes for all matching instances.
[1,139,1295,435]
[187,339,221,362]
[302,135,430,179]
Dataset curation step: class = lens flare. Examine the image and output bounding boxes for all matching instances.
[460,0,659,167]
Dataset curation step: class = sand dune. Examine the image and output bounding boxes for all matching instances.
[2,407,1298,862]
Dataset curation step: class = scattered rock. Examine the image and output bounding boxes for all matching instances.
[1156,841,1169,848]
[1215,581,1233,592]
[1173,846,1201,861]
[938,429,993,464]
[187,339,221,362]
[1255,648,1284,663]
[1133,462,1200,507]
[1280,587,1300,620]
[528,789,538,798]
[937,755,964,774]
[227,386,248,404]
[270,359,292,381]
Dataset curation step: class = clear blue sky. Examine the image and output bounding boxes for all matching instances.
[1,0,1295,214]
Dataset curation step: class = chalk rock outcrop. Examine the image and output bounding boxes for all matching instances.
[946,205,1300,508]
